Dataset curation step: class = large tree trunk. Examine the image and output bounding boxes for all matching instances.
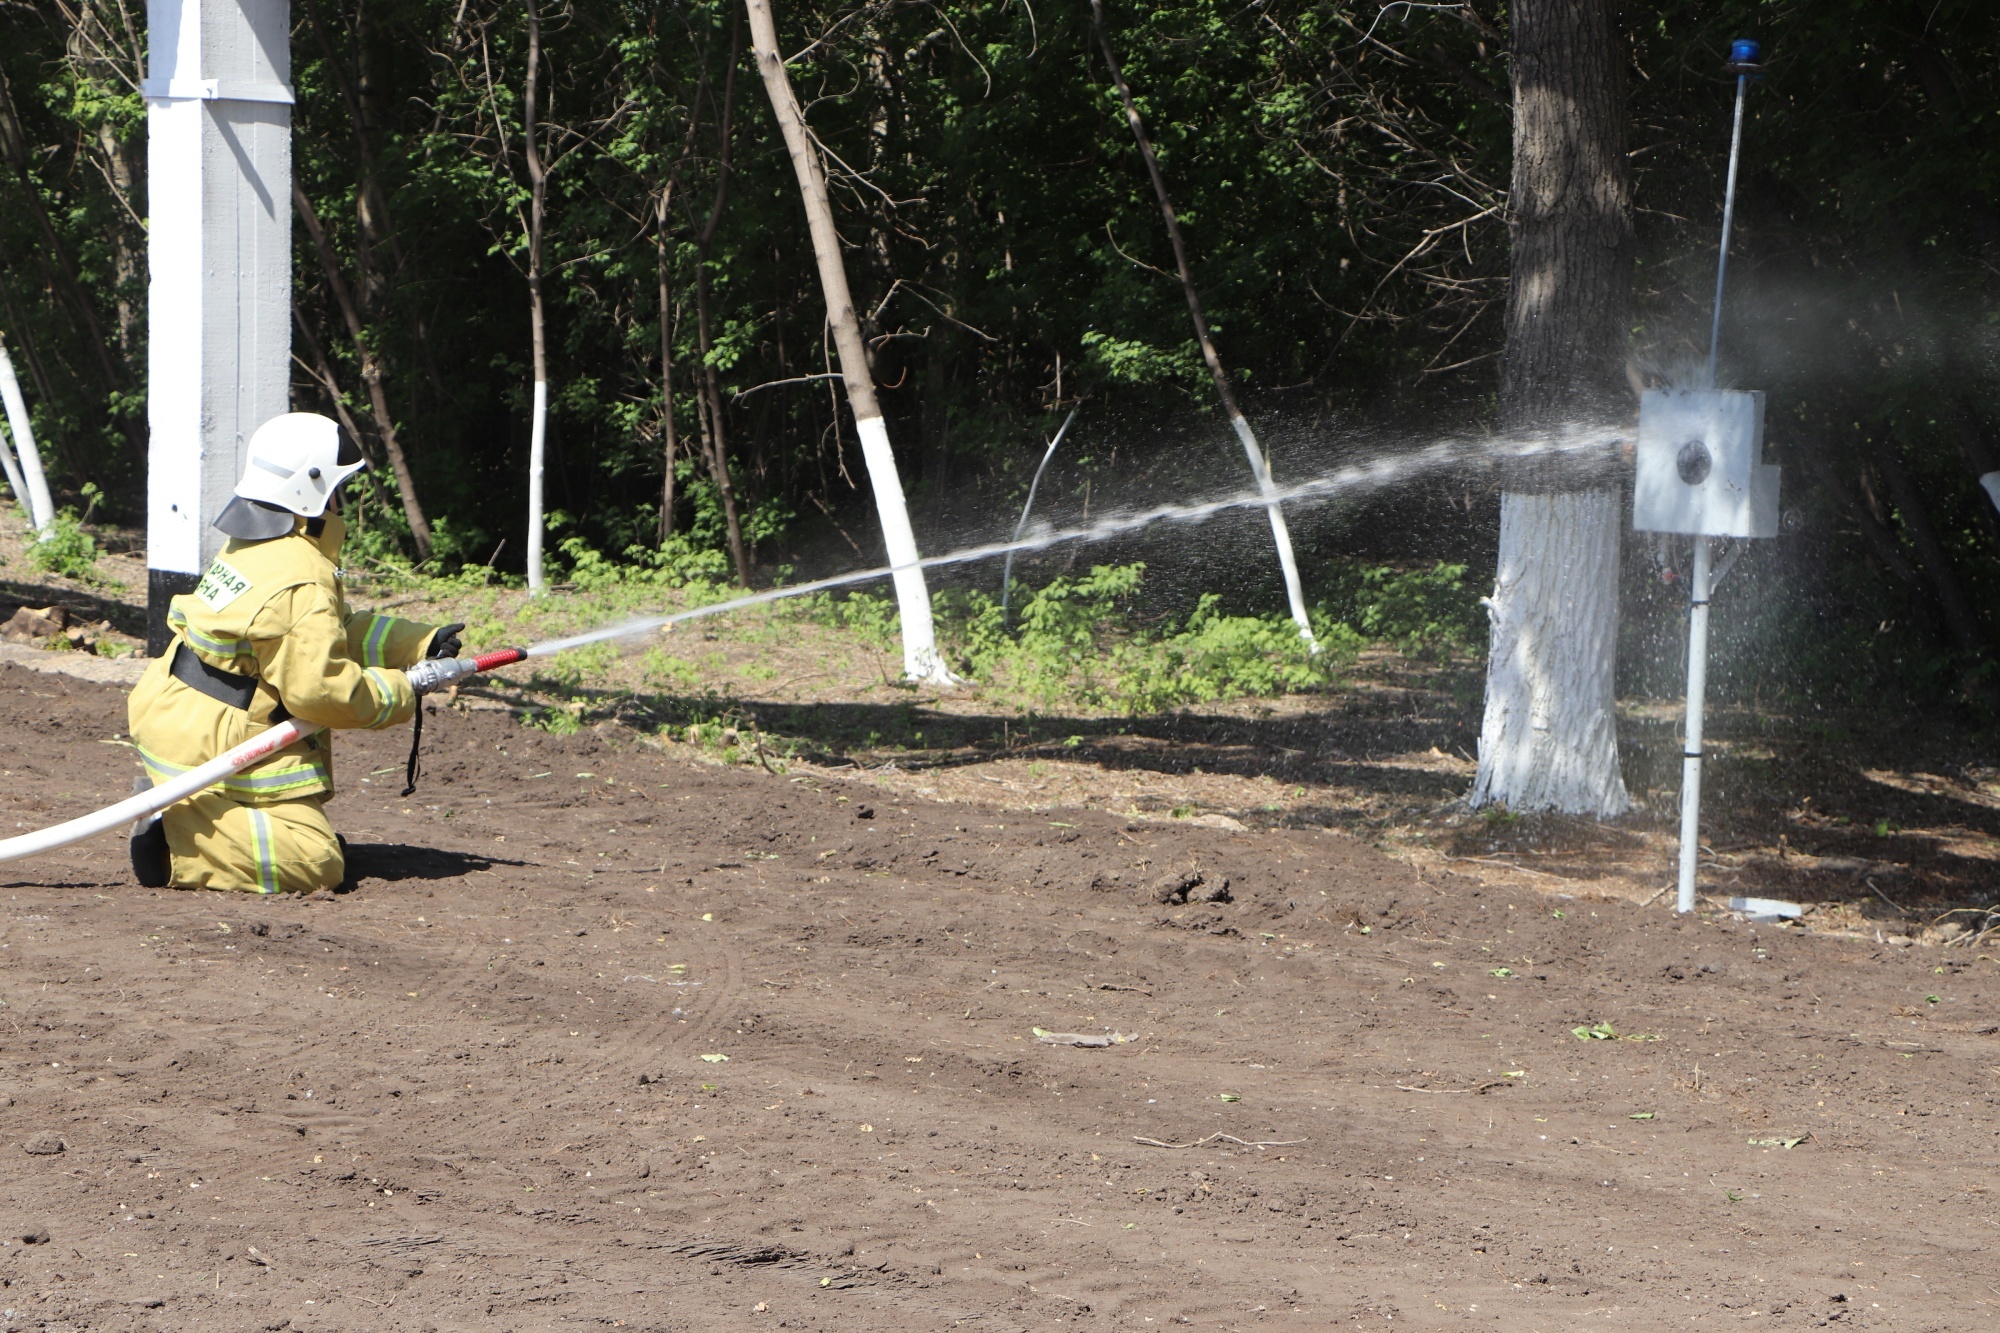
[1470,0,1633,818]
[745,0,950,683]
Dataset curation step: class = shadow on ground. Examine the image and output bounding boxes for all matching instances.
[343,843,526,884]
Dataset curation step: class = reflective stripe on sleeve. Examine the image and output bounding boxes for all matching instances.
[362,667,402,729]
[361,615,394,667]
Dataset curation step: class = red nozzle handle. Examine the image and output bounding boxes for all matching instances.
[472,647,528,672]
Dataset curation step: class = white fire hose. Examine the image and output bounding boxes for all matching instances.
[0,718,321,866]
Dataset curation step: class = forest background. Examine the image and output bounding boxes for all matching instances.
[2,0,1997,712]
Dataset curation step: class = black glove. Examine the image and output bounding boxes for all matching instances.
[426,623,466,660]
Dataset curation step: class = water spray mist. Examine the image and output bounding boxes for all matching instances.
[0,422,1622,868]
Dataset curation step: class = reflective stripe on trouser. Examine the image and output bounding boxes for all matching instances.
[161,791,343,894]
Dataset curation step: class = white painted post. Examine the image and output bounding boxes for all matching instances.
[1675,537,1712,914]
[0,402,30,524]
[526,380,547,593]
[143,0,293,654]
[1228,416,1318,651]
[0,336,54,536]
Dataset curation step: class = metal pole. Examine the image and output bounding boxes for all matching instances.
[1676,537,1712,912]
[1705,73,1749,389]
[1679,42,1758,909]
[1001,407,1078,625]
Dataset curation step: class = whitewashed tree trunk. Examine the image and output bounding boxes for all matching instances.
[1093,1,1316,652]
[746,0,950,684]
[0,337,53,537]
[0,406,32,524]
[1472,0,1635,816]
[1471,490,1631,816]
[522,0,550,595]
[526,378,548,592]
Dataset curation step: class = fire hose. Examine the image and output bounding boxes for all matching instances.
[0,428,1634,873]
[0,647,527,867]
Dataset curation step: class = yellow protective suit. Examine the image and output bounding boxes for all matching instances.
[127,512,444,892]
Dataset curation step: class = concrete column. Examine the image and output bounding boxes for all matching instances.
[143,0,293,654]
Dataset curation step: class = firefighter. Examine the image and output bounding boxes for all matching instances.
[127,412,462,893]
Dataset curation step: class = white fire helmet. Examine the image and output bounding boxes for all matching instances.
[213,413,368,540]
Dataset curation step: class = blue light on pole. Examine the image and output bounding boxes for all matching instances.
[1725,38,1763,73]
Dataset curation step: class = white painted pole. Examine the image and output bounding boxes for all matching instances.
[143,0,294,653]
[0,408,29,521]
[1675,536,1712,913]
[1229,415,1318,652]
[0,337,50,534]
[1705,74,1749,391]
[1001,407,1078,623]
[527,379,547,593]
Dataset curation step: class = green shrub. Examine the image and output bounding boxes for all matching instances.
[933,562,1344,712]
[26,483,112,586]
[806,588,902,651]
[1323,560,1480,658]
[521,703,583,735]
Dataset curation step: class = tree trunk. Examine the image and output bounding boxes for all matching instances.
[304,0,455,412]
[293,183,434,558]
[92,121,141,360]
[656,225,681,543]
[649,68,703,545]
[0,62,121,398]
[292,300,399,520]
[524,0,551,594]
[1470,0,1633,817]
[745,0,951,683]
[1090,0,1317,653]
[0,332,55,537]
[692,16,753,586]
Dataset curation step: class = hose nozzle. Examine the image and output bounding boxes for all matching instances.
[407,646,528,695]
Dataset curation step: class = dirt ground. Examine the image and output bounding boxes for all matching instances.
[0,663,1995,1331]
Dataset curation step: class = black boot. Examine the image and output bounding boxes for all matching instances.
[130,816,169,888]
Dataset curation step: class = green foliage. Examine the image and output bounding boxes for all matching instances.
[640,647,699,691]
[520,703,583,735]
[25,484,111,585]
[1079,332,1205,392]
[555,534,729,594]
[933,562,1343,712]
[1322,560,1480,659]
[4,0,1998,706]
[807,590,902,652]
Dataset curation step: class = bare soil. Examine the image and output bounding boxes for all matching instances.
[0,663,1995,1330]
